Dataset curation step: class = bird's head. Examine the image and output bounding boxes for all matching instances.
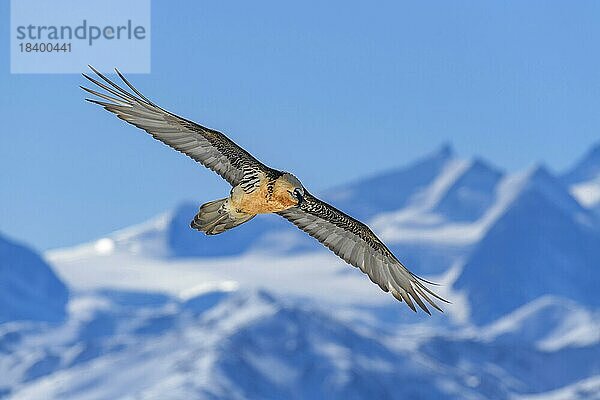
[281,173,304,207]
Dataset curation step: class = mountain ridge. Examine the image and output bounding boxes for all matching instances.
[6,141,600,400]
[0,232,68,324]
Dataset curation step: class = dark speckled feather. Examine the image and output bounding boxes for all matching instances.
[81,66,272,187]
[278,191,449,314]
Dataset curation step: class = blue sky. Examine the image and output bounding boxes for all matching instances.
[1,1,600,250]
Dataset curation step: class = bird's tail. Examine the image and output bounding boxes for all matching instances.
[190,198,255,235]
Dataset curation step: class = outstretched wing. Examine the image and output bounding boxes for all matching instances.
[278,191,449,314]
[81,66,268,187]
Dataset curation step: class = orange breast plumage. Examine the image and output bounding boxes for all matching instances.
[231,177,297,214]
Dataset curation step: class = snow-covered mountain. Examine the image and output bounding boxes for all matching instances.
[563,142,600,213]
[3,287,598,400]
[323,143,459,219]
[0,232,68,323]
[516,376,600,400]
[454,165,600,323]
[421,305,600,397]
[0,288,460,399]
[47,143,600,320]
[480,295,600,351]
[2,143,600,399]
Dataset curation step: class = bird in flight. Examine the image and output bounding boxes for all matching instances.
[81,66,448,314]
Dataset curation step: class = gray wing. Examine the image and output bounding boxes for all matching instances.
[278,191,449,314]
[81,66,268,187]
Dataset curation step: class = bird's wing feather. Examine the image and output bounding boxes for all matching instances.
[277,191,449,314]
[81,66,268,186]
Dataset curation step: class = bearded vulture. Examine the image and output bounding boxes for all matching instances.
[81,66,449,314]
